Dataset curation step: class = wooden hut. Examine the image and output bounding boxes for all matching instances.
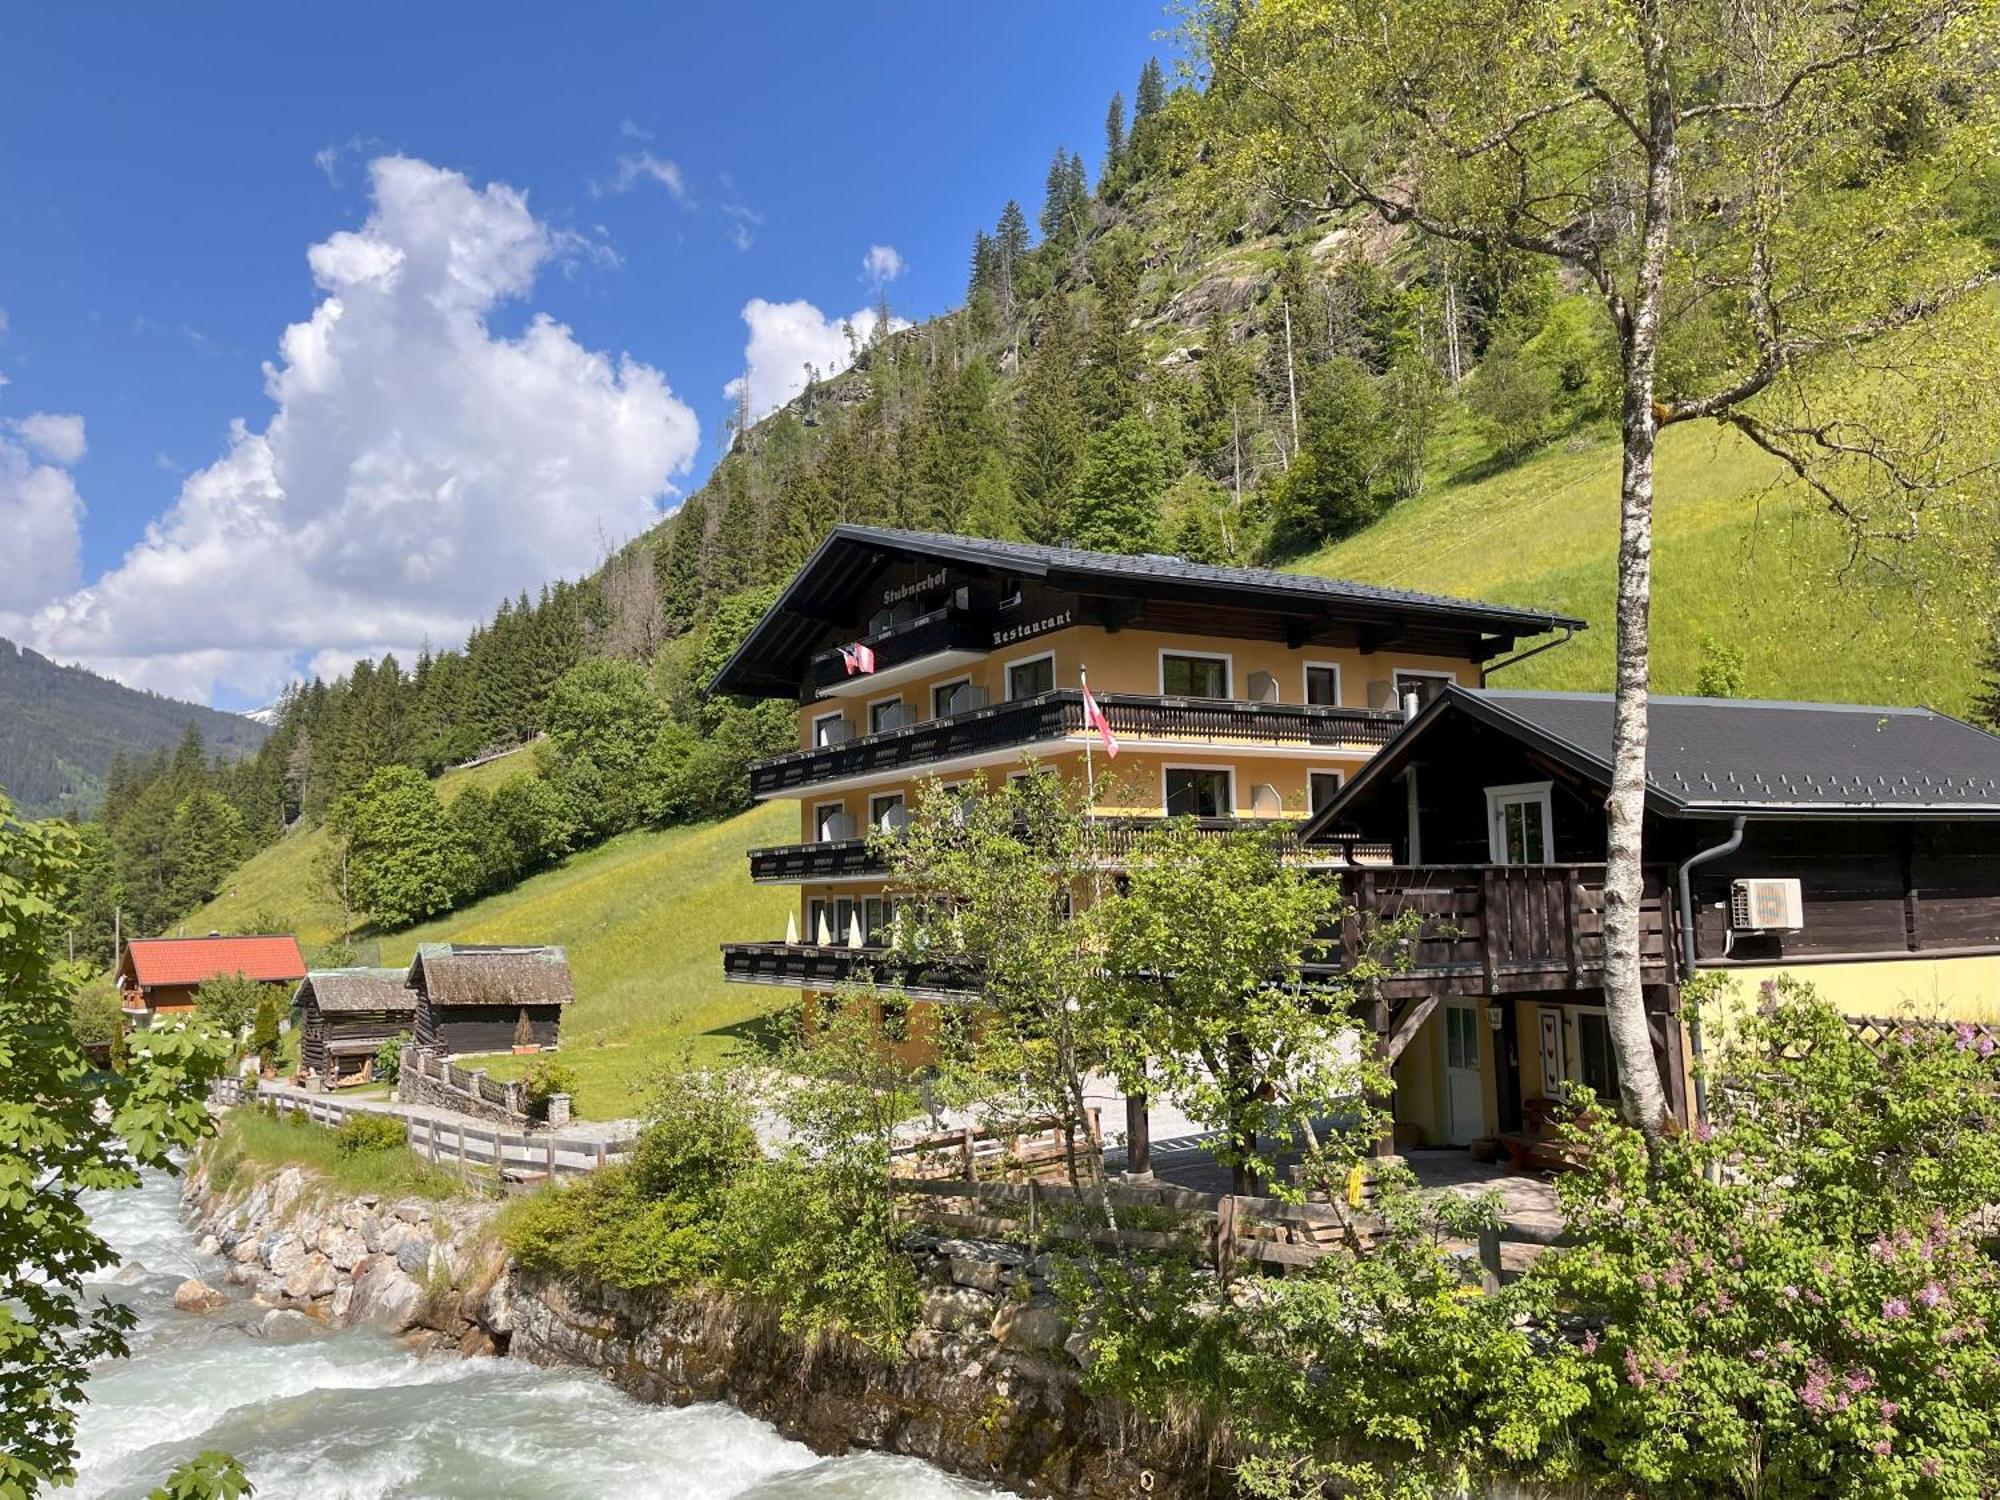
[406,943,573,1057]
[115,934,306,1028]
[294,967,417,1085]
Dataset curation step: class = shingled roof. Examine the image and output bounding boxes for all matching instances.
[405,944,573,1008]
[1304,687,2000,835]
[293,967,415,1015]
[119,934,307,990]
[712,525,1584,698]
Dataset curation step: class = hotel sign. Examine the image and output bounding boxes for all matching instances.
[883,570,948,607]
[992,609,1073,647]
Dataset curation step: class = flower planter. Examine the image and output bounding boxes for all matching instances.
[512,1044,541,1055]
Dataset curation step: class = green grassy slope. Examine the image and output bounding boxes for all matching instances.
[1304,423,1991,714]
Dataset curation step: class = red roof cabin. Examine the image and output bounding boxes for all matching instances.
[116,934,307,1028]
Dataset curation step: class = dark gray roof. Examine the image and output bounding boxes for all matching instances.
[711,525,1583,698]
[405,943,574,1008]
[293,967,415,1015]
[1305,687,2000,834]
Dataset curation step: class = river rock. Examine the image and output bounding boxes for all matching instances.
[173,1278,227,1313]
[269,1167,307,1219]
[993,1300,1070,1355]
[325,1227,370,1271]
[112,1261,149,1284]
[922,1286,997,1334]
[284,1253,339,1301]
[480,1271,514,1336]
[351,1259,424,1330]
[231,1236,261,1264]
[330,1280,355,1323]
[395,1239,434,1277]
[258,1307,317,1341]
[262,1231,305,1277]
[194,1234,221,1258]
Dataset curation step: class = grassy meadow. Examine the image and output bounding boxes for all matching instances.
[1307,421,1993,715]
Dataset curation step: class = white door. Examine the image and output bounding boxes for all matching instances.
[1442,1002,1485,1145]
[1486,782,1553,864]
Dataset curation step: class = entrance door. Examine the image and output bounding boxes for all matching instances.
[1442,1002,1485,1145]
[1538,1009,1566,1101]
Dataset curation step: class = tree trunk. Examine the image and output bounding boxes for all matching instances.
[1602,1,1677,1142]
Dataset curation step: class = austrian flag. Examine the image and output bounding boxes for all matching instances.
[1081,680,1119,758]
[840,641,877,676]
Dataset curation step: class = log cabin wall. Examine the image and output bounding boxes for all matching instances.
[419,1006,563,1056]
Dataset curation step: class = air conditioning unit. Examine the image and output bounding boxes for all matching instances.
[1731,878,1804,932]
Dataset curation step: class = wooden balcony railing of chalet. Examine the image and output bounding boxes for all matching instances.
[1318,864,1672,998]
[747,820,1394,883]
[805,605,988,696]
[725,863,1668,1001]
[750,690,1403,798]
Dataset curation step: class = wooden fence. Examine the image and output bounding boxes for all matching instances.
[889,1110,1102,1182]
[248,1086,633,1181]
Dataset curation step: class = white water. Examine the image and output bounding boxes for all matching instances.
[75,1174,1007,1500]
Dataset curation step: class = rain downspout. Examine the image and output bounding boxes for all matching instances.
[1674,814,1746,1126]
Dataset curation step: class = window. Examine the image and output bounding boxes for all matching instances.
[812,711,849,747]
[814,802,849,843]
[1445,1004,1481,1072]
[869,697,909,734]
[1575,1013,1619,1101]
[1165,767,1232,818]
[863,896,896,944]
[998,575,1024,609]
[1309,770,1344,815]
[1394,670,1454,710]
[1485,782,1553,865]
[1006,653,1054,700]
[1305,664,1341,706]
[807,898,847,944]
[932,677,970,719]
[869,792,907,834]
[1161,652,1230,699]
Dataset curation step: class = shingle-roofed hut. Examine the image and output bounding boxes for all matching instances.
[405,943,572,1056]
[294,967,416,1084]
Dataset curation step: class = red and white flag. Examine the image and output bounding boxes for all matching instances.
[1081,679,1119,758]
[840,641,877,676]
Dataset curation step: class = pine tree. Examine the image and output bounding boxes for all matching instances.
[1135,57,1166,120]
[1013,290,1085,544]
[1068,414,1166,554]
[1082,245,1144,424]
[967,229,996,303]
[994,200,1032,322]
[656,496,709,635]
[1102,92,1126,187]
[1039,148,1076,242]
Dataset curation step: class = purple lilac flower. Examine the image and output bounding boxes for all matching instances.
[1920,1459,1941,1479]
[1844,1370,1874,1394]
[1782,1284,1800,1301]
[1882,1297,1911,1321]
[1880,1399,1900,1421]
[1918,1282,1946,1310]
[1871,1440,1893,1458]
[1955,1022,1976,1051]
[1623,1347,1647,1390]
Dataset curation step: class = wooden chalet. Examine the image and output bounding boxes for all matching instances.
[294,967,416,1085]
[115,933,306,1028]
[1302,687,2000,1156]
[406,943,572,1057]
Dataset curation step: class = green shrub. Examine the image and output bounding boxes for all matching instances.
[333,1112,409,1156]
[193,973,273,1041]
[374,1031,410,1083]
[519,1057,578,1105]
[249,993,281,1070]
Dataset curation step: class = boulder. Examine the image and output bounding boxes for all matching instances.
[172,1279,227,1314]
[395,1240,433,1278]
[922,1286,997,1335]
[480,1271,514,1336]
[262,1232,305,1278]
[947,1256,1007,1294]
[258,1308,317,1342]
[325,1228,370,1272]
[350,1260,424,1331]
[330,1280,356,1324]
[269,1167,306,1219]
[194,1234,221,1259]
[283,1253,338,1301]
[992,1301,1071,1356]
[231,1237,261,1265]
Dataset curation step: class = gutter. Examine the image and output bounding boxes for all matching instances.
[1479,622,1580,682]
[1673,813,1746,1128]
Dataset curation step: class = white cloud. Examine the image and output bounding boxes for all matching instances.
[0,427,84,624]
[862,244,905,285]
[27,155,699,703]
[597,150,690,203]
[11,412,87,465]
[724,297,911,422]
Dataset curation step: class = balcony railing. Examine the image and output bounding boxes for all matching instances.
[806,606,988,697]
[747,820,1395,883]
[753,690,1402,798]
[720,942,979,999]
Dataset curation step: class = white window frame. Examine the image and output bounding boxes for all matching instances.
[1157,647,1234,700]
[1161,762,1236,819]
[813,800,849,844]
[1306,767,1345,817]
[1001,650,1056,701]
[1389,667,1458,711]
[811,708,847,747]
[1485,780,1554,865]
[1302,660,1343,707]
[867,693,909,735]
[868,791,907,833]
[930,675,972,720]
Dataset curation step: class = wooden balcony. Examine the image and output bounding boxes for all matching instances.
[746,820,1394,884]
[751,690,1402,798]
[725,863,1668,1004]
[1320,863,1672,999]
[806,605,989,698]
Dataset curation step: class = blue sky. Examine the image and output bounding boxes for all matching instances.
[0,3,1173,705]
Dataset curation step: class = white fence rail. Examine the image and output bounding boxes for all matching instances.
[234,1082,632,1180]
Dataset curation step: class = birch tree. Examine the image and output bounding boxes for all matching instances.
[1199,0,1998,1137]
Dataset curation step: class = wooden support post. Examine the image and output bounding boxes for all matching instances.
[1368,993,1399,1160]
[427,1117,439,1162]
[547,1138,557,1177]
[961,1127,977,1184]
[1646,985,1690,1127]
[1214,1195,1239,1282]
[1027,1179,1039,1241]
[1478,1224,1503,1294]
[1478,867,1500,993]
[1563,866,1583,988]
[1124,1091,1152,1180]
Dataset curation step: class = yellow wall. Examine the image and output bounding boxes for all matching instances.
[1701,955,2000,1027]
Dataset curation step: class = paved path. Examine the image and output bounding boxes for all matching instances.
[253,1080,641,1145]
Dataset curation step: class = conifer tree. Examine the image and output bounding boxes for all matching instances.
[1039,148,1077,242]
[1134,57,1166,120]
[1068,414,1166,554]
[1102,91,1126,187]
[657,495,708,634]
[994,200,1032,321]
[1082,245,1144,425]
[1013,290,1086,544]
